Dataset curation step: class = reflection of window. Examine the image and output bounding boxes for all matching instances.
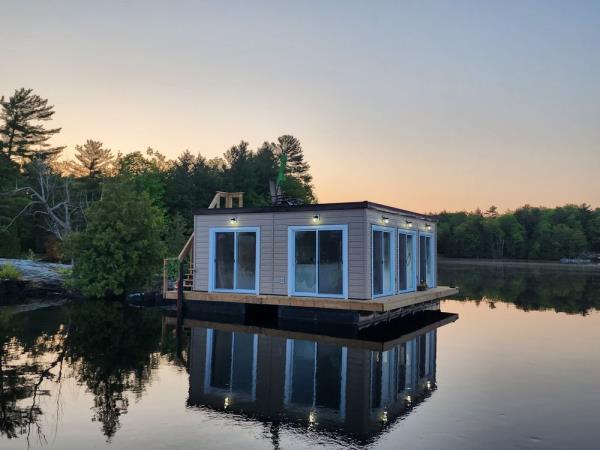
[370,349,398,409]
[372,226,394,297]
[204,329,258,399]
[419,233,435,287]
[288,226,347,298]
[398,230,417,292]
[210,228,259,293]
[284,340,348,413]
[405,338,417,390]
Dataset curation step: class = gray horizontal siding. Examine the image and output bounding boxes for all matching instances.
[365,209,437,296]
[194,209,370,299]
[193,207,437,299]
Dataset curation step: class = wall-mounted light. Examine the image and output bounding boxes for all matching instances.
[405,220,413,228]
[381,410,389,424]
[382,216,390,224]
[229,217,238,224]
[224,396,231,409]
[405,395,412,404]
[312,214,320,223]
[308,411,317,425]
[425,223,432,231]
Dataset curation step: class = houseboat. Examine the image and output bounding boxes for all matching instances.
[164,200,458,328]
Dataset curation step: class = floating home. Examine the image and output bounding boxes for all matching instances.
[163,310,458,442]
[165,201,458,328]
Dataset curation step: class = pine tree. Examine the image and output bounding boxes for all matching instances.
[271,135,312,184]
[69,139,114,178]
[0,88,64,164]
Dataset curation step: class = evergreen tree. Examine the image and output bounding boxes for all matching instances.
[66,181,166,298]
[69,139,114,178]
[0,88,64,164]
[271,135,312,184]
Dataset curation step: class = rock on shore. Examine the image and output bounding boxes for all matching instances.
[0,258,71,304]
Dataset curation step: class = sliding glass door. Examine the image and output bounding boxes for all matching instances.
[419,232,435,288]
[372,226,394,297]
[289,226,347,298]
[211,228,259,293]
[398,230,417,293]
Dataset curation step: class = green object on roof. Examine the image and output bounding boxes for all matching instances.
[276,153,287,186]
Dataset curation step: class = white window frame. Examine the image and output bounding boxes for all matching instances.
[371,225,396,299]
[283,339,348,416]
[208,227,260,294]
[418,231,436,288]
[204,329,259,400]
[287,225,348,299]
[397,229,418,294]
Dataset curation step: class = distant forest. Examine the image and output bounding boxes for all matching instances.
[1,88,599,264]
[437,205,600,260]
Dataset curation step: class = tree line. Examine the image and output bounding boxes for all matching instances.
[0,88,314,297]
[437,205,600,260]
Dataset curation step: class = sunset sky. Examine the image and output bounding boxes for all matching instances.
[2,1,599,212]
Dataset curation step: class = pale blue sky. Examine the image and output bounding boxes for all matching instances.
[2,0,599,211]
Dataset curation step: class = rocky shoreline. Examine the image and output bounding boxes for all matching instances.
[0,258,71,304]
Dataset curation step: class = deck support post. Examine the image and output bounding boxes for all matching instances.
[177,262,185,328]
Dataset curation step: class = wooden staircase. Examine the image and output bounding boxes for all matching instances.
[183,264,194,291]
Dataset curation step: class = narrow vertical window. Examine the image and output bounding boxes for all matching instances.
[419,233,435,288]
[399,230,417,292]
[372,226,394,297]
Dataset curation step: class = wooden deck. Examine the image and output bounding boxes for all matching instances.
[164,286,459,313]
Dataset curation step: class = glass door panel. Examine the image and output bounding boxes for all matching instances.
[236,232,256,290]
[294,231,317,293]
[215,232,235,290]
[318,230,343,295]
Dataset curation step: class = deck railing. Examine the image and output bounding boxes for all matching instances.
[162,232,195,297]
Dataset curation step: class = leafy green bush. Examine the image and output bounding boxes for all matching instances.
[0,263,21,280]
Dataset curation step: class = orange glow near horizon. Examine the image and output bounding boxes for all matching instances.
[3,1,600,213]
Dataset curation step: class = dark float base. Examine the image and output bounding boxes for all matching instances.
[181,298,441,331]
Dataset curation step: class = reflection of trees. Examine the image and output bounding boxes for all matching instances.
[0,307,67,444]
[0,302,163,443]
[439,264,600,314]
[66,302,162,439]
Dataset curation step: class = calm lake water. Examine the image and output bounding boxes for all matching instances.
[1,262,599,449]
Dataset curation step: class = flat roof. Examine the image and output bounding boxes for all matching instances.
[194,201,435,221]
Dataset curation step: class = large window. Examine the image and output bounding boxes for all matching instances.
[284,339,347,413]
[210,228,259,293]
[419,232,435,288]
[288,226,347,298]
[204,329,258,399]
[398,230,417,293]
[372,226,394,297]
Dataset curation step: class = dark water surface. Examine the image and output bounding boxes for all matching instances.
[1,262,599,449]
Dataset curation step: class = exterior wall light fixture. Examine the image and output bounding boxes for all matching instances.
[312,214,320,223]
[229,217,238,224]
[382,216,390,224]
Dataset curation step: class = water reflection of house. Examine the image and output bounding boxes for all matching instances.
[167,311,457,443]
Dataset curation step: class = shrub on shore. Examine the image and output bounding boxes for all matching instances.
[0,263,21,280]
